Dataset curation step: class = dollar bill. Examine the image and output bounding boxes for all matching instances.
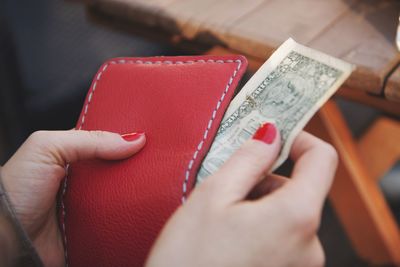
[197,38,354,183]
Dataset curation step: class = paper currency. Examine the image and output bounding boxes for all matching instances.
[197,38,354,183]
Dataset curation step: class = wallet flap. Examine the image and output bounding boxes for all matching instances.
[61,55,247,267]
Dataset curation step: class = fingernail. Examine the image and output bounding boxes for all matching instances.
[252,123,276,144]
[121,132,145,142]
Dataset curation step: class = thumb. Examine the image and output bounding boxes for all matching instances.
[207,123,281,204]
[26,130,146,166]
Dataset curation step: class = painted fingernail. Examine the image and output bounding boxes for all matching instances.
[252,123,276,144]
[121,132,145,142]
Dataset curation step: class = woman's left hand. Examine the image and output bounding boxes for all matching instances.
[1,130,146,267]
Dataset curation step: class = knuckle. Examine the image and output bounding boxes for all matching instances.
[86,130,109,156]
[195,177,219,200]
[187,180,220,212]
[87,130,107,139]
[234,144,265,168]
[193,174,230,210]
[319,141,338,165]
[27,130,51,147]
[291,207,320,237]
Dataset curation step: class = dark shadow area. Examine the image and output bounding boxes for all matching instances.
[0,0,179,164]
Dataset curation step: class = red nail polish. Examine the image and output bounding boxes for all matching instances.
[121,132,144,142]
[252,123,276,144]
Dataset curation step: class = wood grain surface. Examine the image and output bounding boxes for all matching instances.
[89,0,400,100]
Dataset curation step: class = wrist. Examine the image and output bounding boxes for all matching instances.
[0,167,44,267]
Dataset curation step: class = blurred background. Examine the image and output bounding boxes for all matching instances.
[0,1,399,266]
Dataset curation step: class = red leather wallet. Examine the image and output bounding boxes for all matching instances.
[60,55,247,267]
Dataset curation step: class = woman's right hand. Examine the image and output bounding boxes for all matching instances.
[146,124,338,267]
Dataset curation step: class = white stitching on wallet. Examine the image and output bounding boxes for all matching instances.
[181,59,242,203]
[60,58,242,266]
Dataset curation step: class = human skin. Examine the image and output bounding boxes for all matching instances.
[1,130,146,267]
[145,127,338,267]
[1,126,337,267]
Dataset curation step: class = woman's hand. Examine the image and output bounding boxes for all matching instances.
[1,130,146,267]
[146,124,338,267]
[0,124,337,267]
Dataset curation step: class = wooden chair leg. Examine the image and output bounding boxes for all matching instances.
[306,100,400,265]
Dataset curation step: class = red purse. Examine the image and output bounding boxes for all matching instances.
[60,55,247,267]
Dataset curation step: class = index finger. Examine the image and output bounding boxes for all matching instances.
[289,131,338,208]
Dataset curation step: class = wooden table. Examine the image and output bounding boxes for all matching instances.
[88,0,400,104]
[81,0,400,265]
